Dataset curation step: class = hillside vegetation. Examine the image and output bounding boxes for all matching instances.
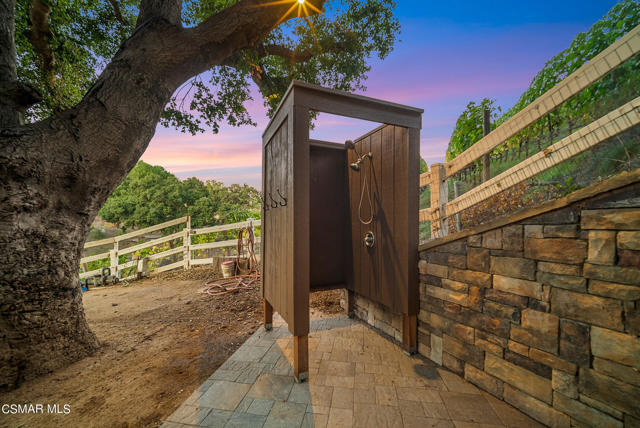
[98,161,261,231]
[434,1,640,234]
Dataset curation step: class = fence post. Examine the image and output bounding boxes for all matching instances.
[482,108,491,182]
[110,240,119,278]
[453,181,461,232]
[429,163,448,238]
[183,216,191,270]
[137,256,149,279]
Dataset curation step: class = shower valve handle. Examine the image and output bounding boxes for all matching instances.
[363,231,375,248]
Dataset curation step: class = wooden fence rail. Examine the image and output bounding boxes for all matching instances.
[419,24,640,239]
[79,217,261,281]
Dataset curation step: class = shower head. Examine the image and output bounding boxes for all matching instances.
[349,162,360,171]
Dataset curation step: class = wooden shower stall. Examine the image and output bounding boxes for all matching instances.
[261,81,423,381]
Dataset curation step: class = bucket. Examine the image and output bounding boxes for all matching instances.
[236,258,249,274]
[221,260,236,278]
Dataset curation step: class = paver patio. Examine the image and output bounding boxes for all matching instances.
[162,315,544,427]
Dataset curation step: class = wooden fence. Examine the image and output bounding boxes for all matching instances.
[80,217,261,281]
[419,24,640,239]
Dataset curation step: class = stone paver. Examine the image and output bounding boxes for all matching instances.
[198,380,250,411]
[264,401,307,428]
[162,315,543,428]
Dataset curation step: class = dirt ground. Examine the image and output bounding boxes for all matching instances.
[0,268,343,428]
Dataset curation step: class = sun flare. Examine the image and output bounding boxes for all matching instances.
[253,0,322,27]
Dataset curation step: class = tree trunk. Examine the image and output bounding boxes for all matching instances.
[0,207,100,389]
[1,0,323,389]
[0,18,182,388]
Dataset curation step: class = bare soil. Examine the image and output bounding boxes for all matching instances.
[0,268,343,428]
[310,289,344,315]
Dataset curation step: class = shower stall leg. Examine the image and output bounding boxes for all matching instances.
[294,335,309,382]
[345,289,355,318]
[402,314,417,355]
[264,298,273,331]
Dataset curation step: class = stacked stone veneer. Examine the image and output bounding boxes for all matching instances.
[418,183,640,428]
[350,293,403,343]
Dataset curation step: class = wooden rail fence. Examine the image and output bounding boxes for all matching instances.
[80,217,261,281]
[419,24,640,239]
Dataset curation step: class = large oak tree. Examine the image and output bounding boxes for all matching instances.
[0,0,399,389]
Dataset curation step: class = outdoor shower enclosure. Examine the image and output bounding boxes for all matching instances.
[261,81,422,381]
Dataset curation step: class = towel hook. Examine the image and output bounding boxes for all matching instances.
[268,192,279,208]
[276,188,287,206]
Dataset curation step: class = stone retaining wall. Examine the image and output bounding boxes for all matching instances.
[418,176,640,428]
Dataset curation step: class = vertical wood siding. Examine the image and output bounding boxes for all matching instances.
[263,118,293,324]
[348,125,416,315]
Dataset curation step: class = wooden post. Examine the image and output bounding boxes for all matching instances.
[429,163,448,238]
[294,335,309,382]
[137,256,149,279]
[183,216,191,270]
[453,181,461,232]
[264,298,273,330]
[482,108,491,182]
[110,241,119,278]
[345,289,355,318]
[402,314,417,355]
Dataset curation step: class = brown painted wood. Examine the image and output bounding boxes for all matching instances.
[346,289,355,317]
[407,128,420,316]
[309,139,344,150]
[262,112,298,332]
[370,129,382,303]
[291,105,310,337]
[309,144,348,289]
[380,125,396,309]
[347,124,419,315]
[264,81,423,134]
[309,283,347,292]
[264,298,273,330]
[294,335,309,382]
[402,314,417,353]
[393,127,409,313]
[262,95,293,145]
[262,83,423,379]
[347,138,361,295]
[360,135,372,299]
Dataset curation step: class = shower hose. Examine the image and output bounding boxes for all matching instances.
[358,155,374,225]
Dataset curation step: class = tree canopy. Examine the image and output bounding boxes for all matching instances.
[15,0,400,133]
[99,161,261,229]
[445,98,500,161]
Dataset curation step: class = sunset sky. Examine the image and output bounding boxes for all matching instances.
[141,1,620,188]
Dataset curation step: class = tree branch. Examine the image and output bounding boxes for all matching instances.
[177,0,325,80]
[136,0,181,27]
[219,52,276,96]
[107,0,126,25]
[28,0,55,85]
[257,36,352,64]
[259,44,314,63]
